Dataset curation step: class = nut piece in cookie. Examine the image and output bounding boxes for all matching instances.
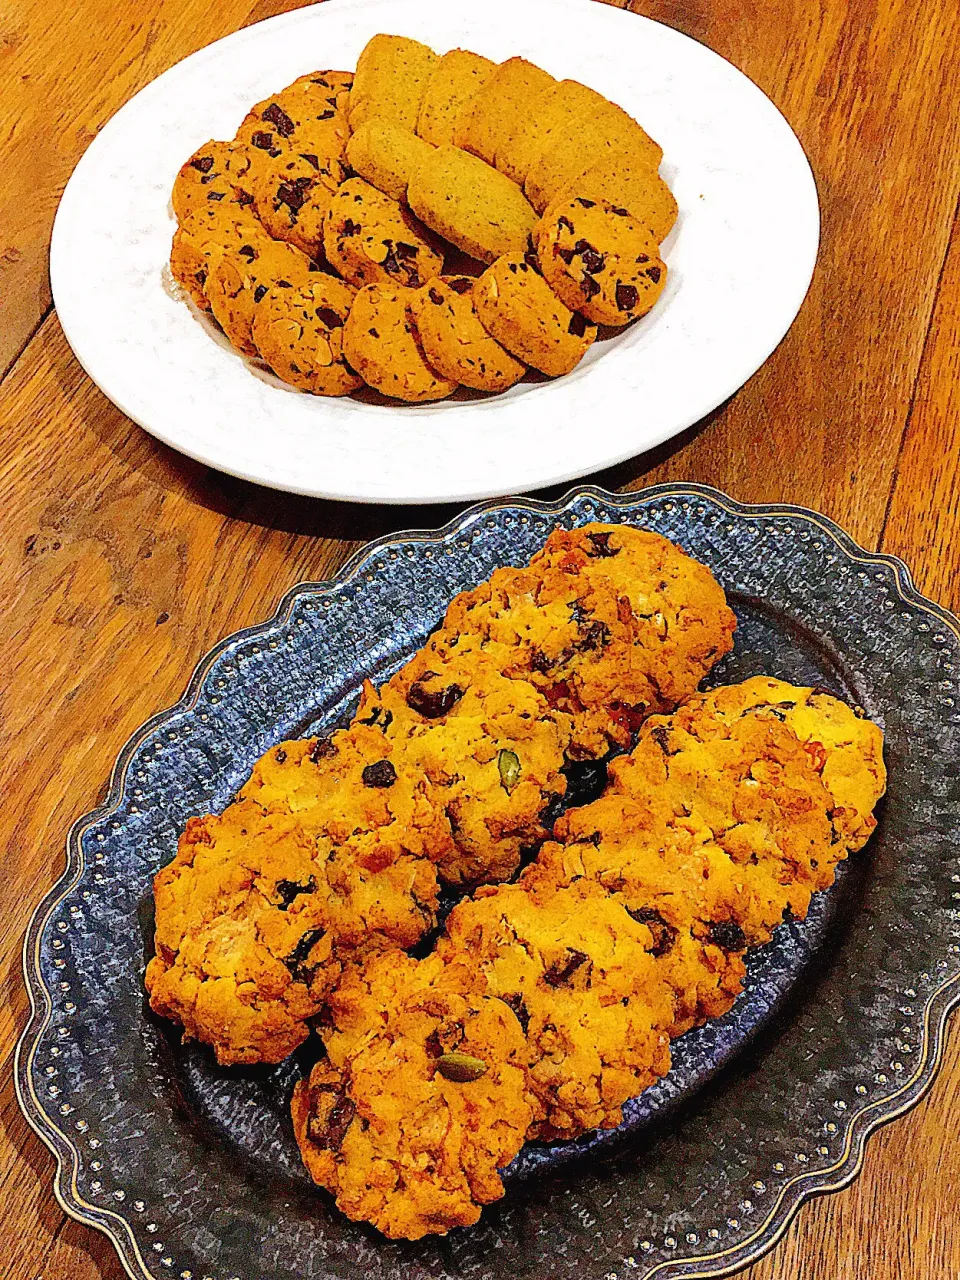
[343,283,458,402]
[416,48,496,147]
[407,145,538,264]
[348,33,439,132]
[536,197,667,326]
[206,235,316,356]
[323,177,443,290]
[409,276,526,392]
[253,151,345,261]
[251,275,360,396]
[345,120,435,203]
[453,56,557,167]
[472,256,596,377]
[291,950,533,1239]
[546,142,679,245]
[523,79,663,214]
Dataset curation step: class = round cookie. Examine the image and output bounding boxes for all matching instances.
[536,196,667,326]
[472,256,596,377]
[251,275,361,396]
[235,75,350,165]
[343,284,458,402]
[252,150,345,261]
[206,235,316,356]
[408,276,526,392]
[172,139,260,231]
[169,211,263,313]
[324,177,443,290]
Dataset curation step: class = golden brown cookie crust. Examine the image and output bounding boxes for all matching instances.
[408,275,526,391]
[342,283,458,401]
[472,255,596,376]
[323,177,443,291]
[251,275,360,395]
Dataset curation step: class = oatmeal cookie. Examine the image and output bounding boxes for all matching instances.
[439,878,674,1140]
[323,177,443,290]
[472,256,596,377]
[348,34,439,133]
[453,56,557,167]
[342,283,457,401]
[407,145,538,264]
[205,234,316,356]
[292,950,533,1239]
[251,275,360,395]
[345,120,435,203]
[408,275,526,391]
[416,48,496,147]
[536,196,667,326]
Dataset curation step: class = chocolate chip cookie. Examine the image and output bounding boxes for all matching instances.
[251,275,361,395]
[323,177,443,290]
[408,275,526,391]
[342,282,458,401]
[472,255,596,376]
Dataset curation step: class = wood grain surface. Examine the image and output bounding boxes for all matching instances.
[1,0,958,1276]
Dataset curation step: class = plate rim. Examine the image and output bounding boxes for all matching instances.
[16,480,960,1280]
[48,0,820,505]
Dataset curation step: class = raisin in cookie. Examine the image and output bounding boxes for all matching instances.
[251,275,360,395]
[536,196,667,326]
[324,177,442,290]
[472,256,596,377]
[343,283,457,401]
[407,145,538,264]
[292,950,533,1239]
[206,235,316,356]
[408,276,526,391]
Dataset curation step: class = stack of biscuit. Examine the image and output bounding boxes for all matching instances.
[147,523,887,1241]
[169,35,676,402]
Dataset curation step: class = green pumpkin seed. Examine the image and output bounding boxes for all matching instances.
[498,748,521,793]
[437,1051,488,1082]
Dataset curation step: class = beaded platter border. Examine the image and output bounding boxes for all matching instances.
[15,481,960,1280]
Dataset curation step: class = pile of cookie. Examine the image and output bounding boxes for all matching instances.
[169,35,676,401]
[146,525,886,1239]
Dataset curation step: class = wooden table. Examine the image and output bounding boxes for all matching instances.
[2,0,959,1276]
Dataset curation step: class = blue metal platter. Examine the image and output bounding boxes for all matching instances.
[16,483,960,1280]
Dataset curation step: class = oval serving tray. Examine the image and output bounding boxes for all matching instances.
[16,483,960,1280]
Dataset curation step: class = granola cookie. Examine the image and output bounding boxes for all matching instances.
[342,283,457,401]
[323,177,443,290]
[536,196,667,326]
[205,234,316,356]
[453,56,557,167]
[251,275,360,395]
[439,878,674,1140]
[472,256,596,377]
[348,34,439,133]
[292,950,533,1239]
[407,145,538,264]
[416,48,495,147]
[408,275,526,392]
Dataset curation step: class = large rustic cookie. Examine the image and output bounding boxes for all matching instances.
[342,283,458,401]
[348,34,439,132]
[416,48,495,147]
[472,256,596,376]
[536,196,667,326]
[408,276,525,391]
[406,145,538,263]
[345,120,435,203]
[523,80,663,213]
[323,177,443,290]
[292,951,533,1239]
[453,56,556,167]
[547,142,679,244]
[251,275,360,395]
[206,235,316,356]
[252,150,344,261]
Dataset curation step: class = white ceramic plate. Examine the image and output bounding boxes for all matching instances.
[50,0,819,504]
